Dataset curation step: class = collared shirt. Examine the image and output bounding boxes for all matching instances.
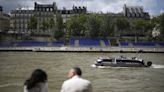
[61,76,92,92]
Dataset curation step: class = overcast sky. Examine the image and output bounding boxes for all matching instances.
[0,0,164,16]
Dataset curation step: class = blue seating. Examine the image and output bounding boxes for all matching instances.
[120,42,129,46]
[0,41,65,47]
[52,41,64,46]
[0,42,13,47]
[16,41,48,47]
[132,42,156,46]
[103,39,110,46]
[69,38,75,46]
[79,39,100,46]
[157,42,164,46]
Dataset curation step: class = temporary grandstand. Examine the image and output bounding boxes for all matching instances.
[0,41,64,47]
[119,42,164,47]
[69,38,110,47]
[1,39,164,47]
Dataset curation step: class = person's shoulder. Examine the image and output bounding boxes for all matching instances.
[62,78,72,85]
[80,78,91,84]
[63,76,91,85]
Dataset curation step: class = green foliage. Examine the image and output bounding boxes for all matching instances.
[159,13,164,36]
[131,19,153,36]
[151,17,160,27]
[109,17,130,37]
[86,15,101,38]
[56,13,64,31]
[66,14,115,38]
[65,13,164,41]
[49,18,55,29]
[99,15,114,37]
[132,19,146,30]
[54,30,64,40]
[66,14,87,37]
[38,13,65,40]
[41,20,49,31]
[116,17,130,31]
[54,13,64,40]
[24,12,164,42]
[28,16,37,30]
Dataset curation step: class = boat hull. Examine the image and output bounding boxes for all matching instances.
[95,63,146,67]
[94,58,151,67]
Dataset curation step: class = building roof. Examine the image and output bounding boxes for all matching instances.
[11,9,34,13]
[124,4,144,13]
[123,4,150,19]
[34,2,56,8]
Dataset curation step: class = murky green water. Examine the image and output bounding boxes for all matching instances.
[0,52,164,92]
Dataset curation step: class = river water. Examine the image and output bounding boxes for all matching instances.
[0,52,164,92]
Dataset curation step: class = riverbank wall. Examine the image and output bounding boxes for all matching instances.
[0,46,164,53]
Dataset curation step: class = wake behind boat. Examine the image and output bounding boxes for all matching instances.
[92,56,152,68]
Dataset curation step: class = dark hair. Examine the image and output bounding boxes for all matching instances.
[24,69,47,89]
[73,67,82,76]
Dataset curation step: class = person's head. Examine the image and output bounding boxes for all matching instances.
[25,69,47,89]
[68,67,82,78]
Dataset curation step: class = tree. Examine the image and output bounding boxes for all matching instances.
[40,20,49,31]
[66,17,78,36]
[151,16,160,27]
[54,13,64,40]
[86,15,101,38]
[159,13,164,37]
[66,14,87,37]
[54,30,64,40]
[56,13,64,31]
[49,17,56,37]
[100,15,115,38]
[49,18,55,29]
[28,16,37,34]
[115,17,130,37]
[131,19,149,42]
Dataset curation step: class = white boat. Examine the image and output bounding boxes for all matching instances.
[93,56,152,67]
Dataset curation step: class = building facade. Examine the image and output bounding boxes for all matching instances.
[10,2,57,35]
[34,2,57,34]
[10,2,150,36]
[0,6,10,32]
[10,10,33,34]
[59,6,87,23]
[10,2,87,35]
